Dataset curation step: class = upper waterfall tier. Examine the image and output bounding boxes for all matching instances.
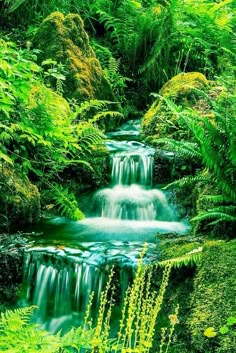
[111,154,153,186]
[106,140,155,186]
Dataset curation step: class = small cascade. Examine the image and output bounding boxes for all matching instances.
[94,185,174,221]
[111,154,153,186]
[23,247,133,333]
[93,137,174,222]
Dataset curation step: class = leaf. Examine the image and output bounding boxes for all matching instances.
[0,151,13,165]
[227,317,236,326]
[204,327,217,338]
[219,326,229,335]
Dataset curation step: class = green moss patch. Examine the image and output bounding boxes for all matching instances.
[187,240,236,353]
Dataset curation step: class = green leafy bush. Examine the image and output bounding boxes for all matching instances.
[0,38,107,223]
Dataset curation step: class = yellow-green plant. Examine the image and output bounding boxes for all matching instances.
[0,247,180,353]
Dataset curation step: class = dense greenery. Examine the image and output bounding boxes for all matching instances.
[0,1,235,352]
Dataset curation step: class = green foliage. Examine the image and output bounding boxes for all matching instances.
[153,86,236,230]
[2,0,235,109]
[158,247,203,269]
[0,306,62,353]
[46,184,85,221]
[0,38,107,223]
[73,99,124,131]
[94,46,129,104]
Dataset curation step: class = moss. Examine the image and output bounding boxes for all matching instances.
[33,12,114,103]
[141,72,210,140]
[0,168,40,230]
[160,72,208,98]
[153,238,236,353]
[187,240,236,353]
[158,236,203,261]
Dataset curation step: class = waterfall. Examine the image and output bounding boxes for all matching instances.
[23,248,132,333]
[21,119,188,333]
[111,154,153,186]
[93,139,174,222]
[94,185,174,221]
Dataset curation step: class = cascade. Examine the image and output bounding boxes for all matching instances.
[21,119,188,333]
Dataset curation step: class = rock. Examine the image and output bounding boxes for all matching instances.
[153,149,201,184]
[66,144,110,195]
[0,168,40,230]
[0,234,26,309]
[187,240,236,353]
[33,12,114,102]
[141,72,209,139]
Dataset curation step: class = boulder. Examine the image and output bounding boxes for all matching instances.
[141,72,210,140]
[0,234,27,310]
[33,12,114,102]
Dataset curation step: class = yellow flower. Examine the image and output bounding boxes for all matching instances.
[168,314,179,324]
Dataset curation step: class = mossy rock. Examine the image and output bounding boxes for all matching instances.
[0,234,27,310]
[65,144,110,194]
[0,168,40,230]
[187,240,236,353]
[141,72,210,140]
[33,12,114,102]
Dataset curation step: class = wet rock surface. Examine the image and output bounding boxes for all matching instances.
[0,234,28,311]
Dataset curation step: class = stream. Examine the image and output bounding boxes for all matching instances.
[20,119,189,333]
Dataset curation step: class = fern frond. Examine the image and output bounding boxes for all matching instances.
[200,194,231,204]
[163,174,210,190]
[192,205,236,225]
[91,111,123,125]
[48,184,85,221]
[74,99,115,117]
[158,247,203,268]
[0,306,37,331]
[76,122,105,152]
[0,306,61,353]
[5,0,26,13]
[155,138,202,160]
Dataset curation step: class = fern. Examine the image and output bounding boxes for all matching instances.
[192,206,236,225]
[76,121,105,153]
[0,306,36,330]
[91,110,123,125]
[48,184,85,221]
[4,0,26,13]
[155,90,236,229]
[0,306,61,353]
[156,138,202,160]
[74,99,115,118]
[158,247,203,268]
[163,174,210,190]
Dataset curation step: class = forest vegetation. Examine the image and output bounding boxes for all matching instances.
[0,0,235,353]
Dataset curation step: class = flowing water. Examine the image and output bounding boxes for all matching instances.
[21,119,188,333]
